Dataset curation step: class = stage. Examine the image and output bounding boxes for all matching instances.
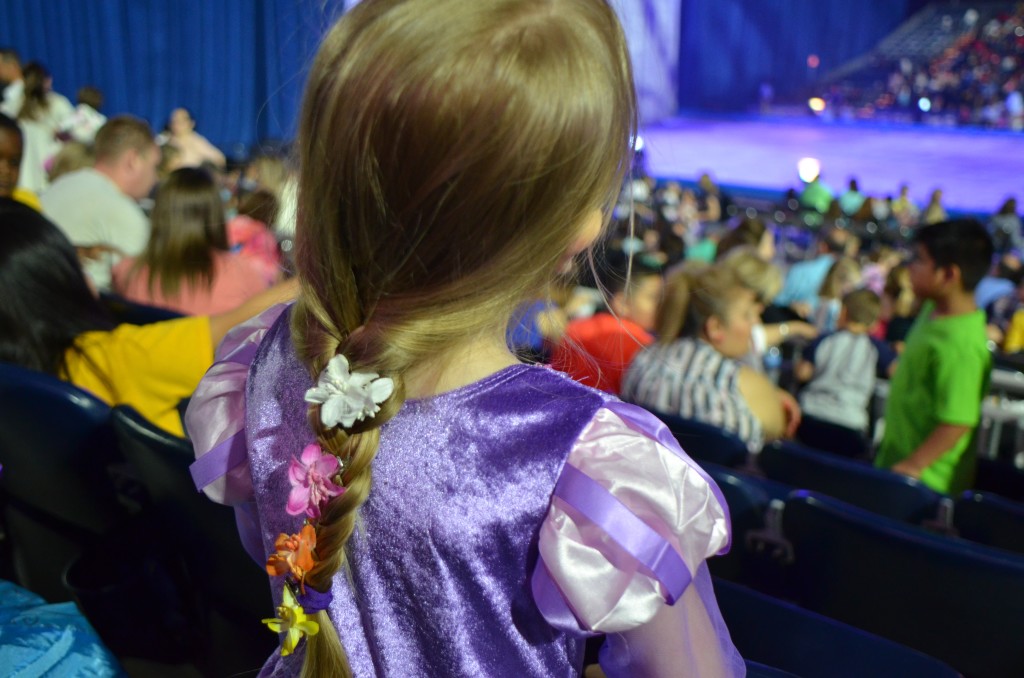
[640,116,1024,214]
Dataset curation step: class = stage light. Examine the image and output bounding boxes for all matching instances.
[918,97,932,112]
[807,54,820,69]
[797,157,821,183]
[808,97,826,113]
[634,135,645,152]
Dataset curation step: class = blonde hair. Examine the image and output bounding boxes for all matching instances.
[48,141,94,183]
[657,265,747,343]
[819,256,861,300]
[288,0,635,674]
[719,245,782,304]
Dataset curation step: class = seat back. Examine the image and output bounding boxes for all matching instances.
[0,363,124,601]
[974,457,1024,503]
[715,578,957,678]
[760,440,944,523]
[782,491,1024,678]
[111,406,276,673]
[954,491,1024,556]
[652,411,749,467]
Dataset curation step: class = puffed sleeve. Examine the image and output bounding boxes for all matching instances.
[531,400,744,677]
[186,303,288,505]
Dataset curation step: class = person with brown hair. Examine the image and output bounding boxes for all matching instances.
[185,1,742,675]
[14,61,73,193]
[112,167,270,315]
[623,264,799,452]
[42,115,160,290]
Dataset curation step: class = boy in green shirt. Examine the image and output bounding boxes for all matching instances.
[875,219,993,494]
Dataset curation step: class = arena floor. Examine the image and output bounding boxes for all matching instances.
[641,115,1024,214]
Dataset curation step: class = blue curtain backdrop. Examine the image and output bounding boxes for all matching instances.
[0,0,346,154]
[677,0,915,111]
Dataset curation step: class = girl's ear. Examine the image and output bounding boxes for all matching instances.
[705,315,725,344]
[566,209,604,258]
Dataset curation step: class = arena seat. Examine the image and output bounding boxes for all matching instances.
[782,491,1024,678]
[715,578,958,678]
[759,440,947,524]
[112,406,276,675]
[651,412,749,467]
[0,363,124,602]
[954,491,1024,556]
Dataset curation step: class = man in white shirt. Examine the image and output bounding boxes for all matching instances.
[41,115,159,290]
[0,48,23,118]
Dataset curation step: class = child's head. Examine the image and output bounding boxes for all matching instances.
[841,288,882,328]
[77,86,103,111]
[141,167,227,296]
[48,141,93,184]
[658,264,757,358]
[598,253,663,332]
[719,245,783,308]
[0,113,22,198]
[819,257,862,300]
[910,219,993,299]
[289,0,635,669]
[716,217,774,262]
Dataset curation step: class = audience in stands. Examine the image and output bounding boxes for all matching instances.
[551,255,661,393]
[796,288,898,458]
[59,86,106,144]
[0,200,295,436]
[0,48,23,118]
[813,256,862,333]
[773,226,849,315]
[874,219,993,494]
[715,216,776,262]
[0,113,39,211]
[42,116,159,291]
[162,107,225,170]
[14,62,72,194]
[921,188,948,226]
[227,188,284,284]
[622,264,799,452]
[988,197,1022,253]
[113,167,272,315]
[877,264,918,350]
[838,178,866,216]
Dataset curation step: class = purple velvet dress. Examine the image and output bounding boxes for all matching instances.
[187,306,744,677]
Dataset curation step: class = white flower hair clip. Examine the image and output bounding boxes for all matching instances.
[304,355,395,429]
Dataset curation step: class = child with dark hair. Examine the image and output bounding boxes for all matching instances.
[875,219,994,494]
[551,253,662,393]
[0,113,36,209]
[795,288,897,458]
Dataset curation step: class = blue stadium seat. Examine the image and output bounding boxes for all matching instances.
[111,406,276,675]
[974,456,1024,503]
[954,491,1024,556]
[0,363,124,602]
[759,440,946,523]
[650,411,749,467]
[782,491,1024,678]
[715,578,958,678]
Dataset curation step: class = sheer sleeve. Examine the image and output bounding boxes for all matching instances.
[186,303,288,505]
[531,401,744,677]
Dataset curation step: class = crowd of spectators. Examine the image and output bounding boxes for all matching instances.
[818,3,1024,130]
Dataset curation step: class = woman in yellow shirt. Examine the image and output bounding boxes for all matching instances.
[0,199,295,436]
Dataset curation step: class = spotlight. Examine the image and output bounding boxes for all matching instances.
[808,97,827,113]
[797,157,821,183]
[918,97,932,112]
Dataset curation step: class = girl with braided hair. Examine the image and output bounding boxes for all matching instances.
[186,0,742,675]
